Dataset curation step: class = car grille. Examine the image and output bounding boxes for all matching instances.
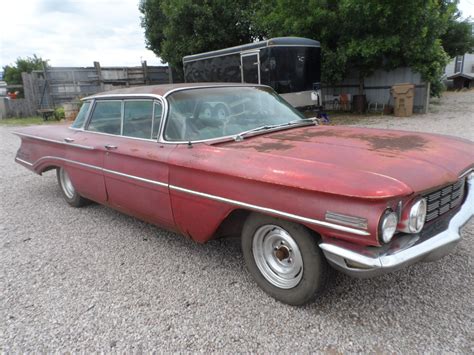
[424,178,466,223]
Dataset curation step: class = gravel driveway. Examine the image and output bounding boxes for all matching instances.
[1,91,473,352]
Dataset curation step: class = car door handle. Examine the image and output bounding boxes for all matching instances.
[104,144,118,150]
[64,137,75,143]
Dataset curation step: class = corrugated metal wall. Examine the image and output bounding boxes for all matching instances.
[322,67,429,113]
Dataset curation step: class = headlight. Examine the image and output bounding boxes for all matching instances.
[407,198,427,233]
[379,211,398,244]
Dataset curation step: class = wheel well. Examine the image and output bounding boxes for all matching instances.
[212,209,323,242]
[213,209,251,239]
[38,165,59,175]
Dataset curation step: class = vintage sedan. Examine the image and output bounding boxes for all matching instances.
[14,83,474,305]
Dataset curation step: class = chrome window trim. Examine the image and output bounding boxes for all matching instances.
[152,100,164,140]
[120,100,124,135]
[122,99,155,140]
[79,97,167,143]
[162,84,269,99]
[15,155,370,236]
[70,100,93,130]
[158,84,286,145]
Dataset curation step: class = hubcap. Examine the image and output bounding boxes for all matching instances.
[59,168,75,199]
[252,225,303,289]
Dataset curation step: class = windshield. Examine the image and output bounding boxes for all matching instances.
[164,86,305,142]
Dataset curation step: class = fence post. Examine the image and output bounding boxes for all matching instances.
[424,82,430,114]
[142,60,149,85]
[94,61,105,91]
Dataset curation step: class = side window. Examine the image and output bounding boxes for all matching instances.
[87,101,122,135]
[71,101,91,129]
[123,100,153,139]
[152,102,163,139]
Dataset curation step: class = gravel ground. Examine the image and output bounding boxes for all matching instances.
[1,91,473,352]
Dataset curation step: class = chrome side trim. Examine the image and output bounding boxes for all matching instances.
[459,167,474,179]
[15,157,33,166]
[169,185,370,236]
[325,211,368,230]
[102,168,168,187]
[15,155,370,236]
[37,156,102,172]
[14,132,95,150]
[320,177,474,278]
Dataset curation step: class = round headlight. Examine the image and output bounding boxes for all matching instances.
[380,211,398,244]
[407,198,427,233]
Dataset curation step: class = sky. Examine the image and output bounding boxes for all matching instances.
[0,0,165,68]
[1,0,473,69]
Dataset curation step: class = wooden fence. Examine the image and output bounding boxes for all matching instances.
[23,62,171,110]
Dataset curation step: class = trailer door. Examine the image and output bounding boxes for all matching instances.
[241,52,260,84]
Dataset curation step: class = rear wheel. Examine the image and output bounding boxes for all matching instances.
[242,213,329,305]
[56,167,90,207]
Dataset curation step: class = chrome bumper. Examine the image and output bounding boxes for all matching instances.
[320,176,474,278]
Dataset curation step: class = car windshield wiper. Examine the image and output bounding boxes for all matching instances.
[234,118,316,141]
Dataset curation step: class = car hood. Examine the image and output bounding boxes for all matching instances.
[214,125,474,199]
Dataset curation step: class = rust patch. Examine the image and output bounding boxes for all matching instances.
[229,141,295,153]
[272,129,429,152]
[355,134,428,151]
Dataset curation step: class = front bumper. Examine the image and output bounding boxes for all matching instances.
[320,176,474,278]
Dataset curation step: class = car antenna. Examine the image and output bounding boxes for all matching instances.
[187,140,193,148]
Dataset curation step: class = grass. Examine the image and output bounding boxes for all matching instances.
[0,116,62,126]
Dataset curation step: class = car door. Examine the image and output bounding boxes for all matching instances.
[61,100,108,203]
[97,99,175,228]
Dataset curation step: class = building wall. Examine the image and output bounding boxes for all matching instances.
[322,67,429,113]
[444,53,474,88]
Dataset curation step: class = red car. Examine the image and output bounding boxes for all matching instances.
[14,83,474,305]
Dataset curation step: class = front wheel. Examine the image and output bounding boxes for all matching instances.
[56,167,91,207]
[242,213,329,305]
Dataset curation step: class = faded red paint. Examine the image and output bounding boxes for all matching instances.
[13,109,474,247]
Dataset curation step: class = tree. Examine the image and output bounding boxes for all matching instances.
[139,0,257,79]
[256,0,458,97]
[441,11,474,57]
[2,54,47,86]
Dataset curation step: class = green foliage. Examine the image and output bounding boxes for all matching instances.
[2,54,48,85]
[54,107,65,120]
[139,0,257,78]
[140,0,472,96]
[441,14,474,57]
[256,0,456,94]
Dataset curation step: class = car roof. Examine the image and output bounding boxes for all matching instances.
[83,82,265,100]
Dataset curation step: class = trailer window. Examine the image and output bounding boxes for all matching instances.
[260,47,321,93]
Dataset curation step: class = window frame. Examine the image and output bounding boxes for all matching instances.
[85,99,124,136]
[81,97,164,142]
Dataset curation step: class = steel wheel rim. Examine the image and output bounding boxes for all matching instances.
[59,168,75,199]
[252,224,303,289]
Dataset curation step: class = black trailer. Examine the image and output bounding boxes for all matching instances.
[182,37,321,108]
